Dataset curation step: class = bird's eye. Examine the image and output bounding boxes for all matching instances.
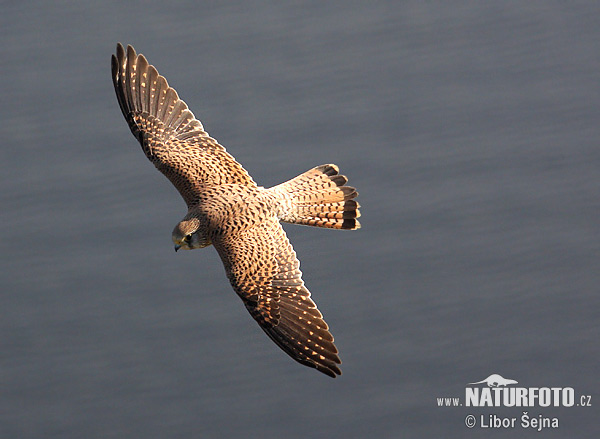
[184,234,192,243]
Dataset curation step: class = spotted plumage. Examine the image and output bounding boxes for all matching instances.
[111,44,360,377]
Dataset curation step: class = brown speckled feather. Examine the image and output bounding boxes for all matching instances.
[112,44,360,378]
[213,217,341,377]
[111,43,256,206]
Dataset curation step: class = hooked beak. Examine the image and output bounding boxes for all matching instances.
[174,244,181,252]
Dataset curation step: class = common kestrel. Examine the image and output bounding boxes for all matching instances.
[111,44,360,377]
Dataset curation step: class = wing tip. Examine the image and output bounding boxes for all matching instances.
[299,355,342,378]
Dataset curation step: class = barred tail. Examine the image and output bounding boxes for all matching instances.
[270,164,361,230]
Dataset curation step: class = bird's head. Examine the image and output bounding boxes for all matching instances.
[172,216,209,251]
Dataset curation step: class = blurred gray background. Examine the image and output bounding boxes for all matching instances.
[1,1,598,437]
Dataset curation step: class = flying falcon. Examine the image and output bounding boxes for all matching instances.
[111,44,360,377]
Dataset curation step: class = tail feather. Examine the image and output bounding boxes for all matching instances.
[270,164,361,230]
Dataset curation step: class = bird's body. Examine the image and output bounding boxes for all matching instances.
[174,184,267,249]
[111,44,360,377]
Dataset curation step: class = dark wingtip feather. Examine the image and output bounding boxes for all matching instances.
[116,42,125,59]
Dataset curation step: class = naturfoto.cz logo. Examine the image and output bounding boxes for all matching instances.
[437,373,590,408]
[436,373,592,432]
[466,374,574,407]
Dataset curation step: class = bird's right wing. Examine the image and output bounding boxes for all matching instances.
[111,44,256,206]
[213,217,342,377]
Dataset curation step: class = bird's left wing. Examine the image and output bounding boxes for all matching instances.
[112,44,256,206]
[213,218,342,377]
